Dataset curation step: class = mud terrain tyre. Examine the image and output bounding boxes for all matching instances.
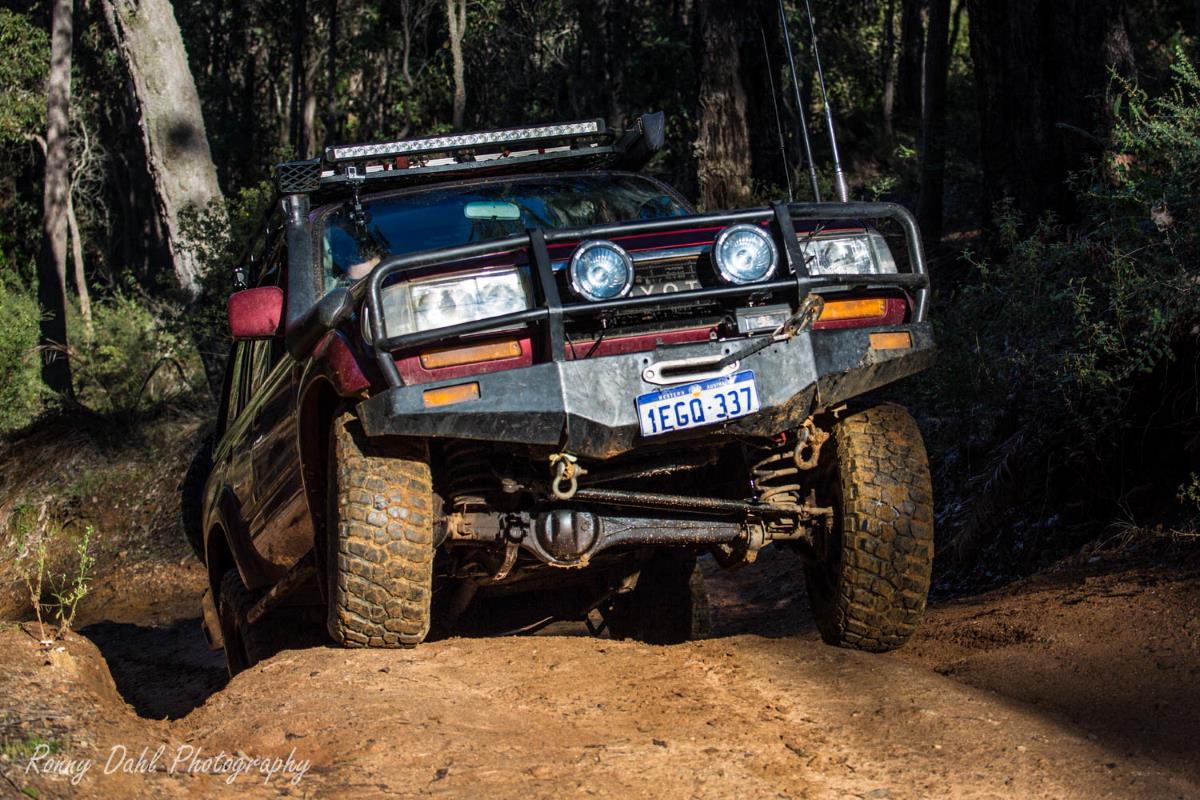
[607,551,711,644]
[326,411,434,647]
[218,569,291,675]
[804,404,934,653]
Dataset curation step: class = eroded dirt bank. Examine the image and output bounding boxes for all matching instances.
[1,547,1198,799]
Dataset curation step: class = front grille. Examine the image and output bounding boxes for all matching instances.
[565,253,725,340]
[633,257,703,294]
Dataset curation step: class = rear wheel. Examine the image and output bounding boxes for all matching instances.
[325,411,435,647]
[607,550,711,644]
[804,404,934,652]
[218,569,291,675]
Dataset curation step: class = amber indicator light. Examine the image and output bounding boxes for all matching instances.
[419,338,522,369]
[422,382,481,408]
[869,331,913,350]
[818,298,889,322]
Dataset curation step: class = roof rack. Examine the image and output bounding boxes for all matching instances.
[274,112,666,198]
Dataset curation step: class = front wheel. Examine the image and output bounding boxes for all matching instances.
[804,404,935,653]
[325,411,435,647]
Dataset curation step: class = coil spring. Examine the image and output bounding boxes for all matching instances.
[751,442,802,510]
[442,440,497,508]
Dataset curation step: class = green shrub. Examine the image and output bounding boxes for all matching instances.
[0,278,46,433]
[69,294,204,416]
[179,180,274,395]
[0,8,48,146]
[916,53,1200,574]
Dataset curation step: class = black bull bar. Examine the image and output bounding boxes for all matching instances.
[357,202,933,457]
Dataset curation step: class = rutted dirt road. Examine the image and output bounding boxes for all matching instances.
[2,546,1199,799]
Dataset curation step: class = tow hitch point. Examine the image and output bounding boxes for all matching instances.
[549,452,587,500]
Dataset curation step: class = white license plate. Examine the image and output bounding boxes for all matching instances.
[636,371,760,437]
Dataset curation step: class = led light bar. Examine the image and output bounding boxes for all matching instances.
[326,119,606,163]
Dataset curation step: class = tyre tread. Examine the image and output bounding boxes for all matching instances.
[808,404,934,653]
[327,412,434,648]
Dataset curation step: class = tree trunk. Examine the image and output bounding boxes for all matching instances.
[66,197,91,340]
[102,0,224,298]
[446,0,466,129]
[289,0,309,156]
[324,0,338,145]
[917,0,951,241]
[968,0,1134,221]
[741,0,791,196]
[603,0,634,129]
[693,0,752,210]
[881,0,898,143]
[948,0,966,52]
[38,0,74,397]
[897,0,925,122]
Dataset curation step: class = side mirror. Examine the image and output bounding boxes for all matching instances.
[228,287,284,340]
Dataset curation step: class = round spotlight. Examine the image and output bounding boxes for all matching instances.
[714,224,778,284]
[568,240,634,301]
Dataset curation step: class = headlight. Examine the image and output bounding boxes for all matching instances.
[714,224,778,284]
[800,231,898,276]
[372,267,533,339]
[568,241,634,301]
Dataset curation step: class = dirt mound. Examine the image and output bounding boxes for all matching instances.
[0,624,175,798]
[2,409,1199,797]
[1,548,1198,798]
[4,617,1197,799]
[893,555,1200,785]
[174,632,1193,799]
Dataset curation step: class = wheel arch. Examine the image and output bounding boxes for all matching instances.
[296,374,342,570]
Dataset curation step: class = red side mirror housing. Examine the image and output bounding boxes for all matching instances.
[228,287,284,340]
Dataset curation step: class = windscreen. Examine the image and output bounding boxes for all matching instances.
[320,173,689,291]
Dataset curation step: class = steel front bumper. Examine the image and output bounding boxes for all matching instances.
[356,323,935,459]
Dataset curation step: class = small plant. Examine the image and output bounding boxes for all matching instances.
[1,735,61,762]
[1179,473,1200,514]
[49,526,95,634]
[12,509,96,641]
[867,173,899,201]
[12,504,50,642]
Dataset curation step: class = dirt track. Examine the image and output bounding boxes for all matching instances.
[2,547,1199,799]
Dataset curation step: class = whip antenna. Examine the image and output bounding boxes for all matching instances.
[760,25,794,201]
[802,0,849,202]
[777,0,821,202]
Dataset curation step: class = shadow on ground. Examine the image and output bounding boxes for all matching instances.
[79,618,228,719]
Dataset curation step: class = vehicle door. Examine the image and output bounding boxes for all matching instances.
[245,249,314,572]
[215,340,258,545]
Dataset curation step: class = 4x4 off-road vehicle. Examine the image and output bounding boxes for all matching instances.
[193,113,935,673]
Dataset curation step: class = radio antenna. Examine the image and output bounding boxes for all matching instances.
[760,25,794,201]
[802,0,849,202]
[777,0,821,202]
